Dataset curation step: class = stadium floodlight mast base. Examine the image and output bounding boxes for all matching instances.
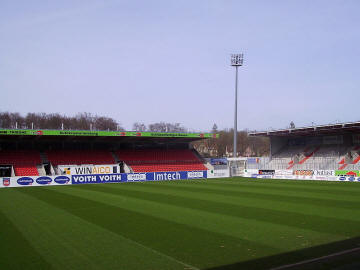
[231,53,243,157]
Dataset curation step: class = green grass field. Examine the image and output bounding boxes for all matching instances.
[1,178,360,270]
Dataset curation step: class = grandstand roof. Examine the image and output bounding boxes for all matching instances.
[0,129,217,144]
[249,121,360,137]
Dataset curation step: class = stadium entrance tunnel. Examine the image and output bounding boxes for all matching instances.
[0,165,12,177]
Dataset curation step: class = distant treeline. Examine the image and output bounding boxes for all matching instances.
[0,112,187,133]
[0,112,123,131]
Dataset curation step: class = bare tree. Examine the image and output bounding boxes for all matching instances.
[133,122,147,131]
[0,111,124,131]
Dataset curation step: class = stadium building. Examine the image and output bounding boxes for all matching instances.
[247,121,360,179]
[0,129,228,187]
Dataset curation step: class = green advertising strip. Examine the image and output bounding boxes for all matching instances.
[0,129,218,138]
[335,170,360,176]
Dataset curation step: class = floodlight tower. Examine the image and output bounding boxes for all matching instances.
[231,54,243,157]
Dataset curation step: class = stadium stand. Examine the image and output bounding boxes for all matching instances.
[46,150,115,166]
[0,150,41,176]
[115,149,207,172]
[248,122,360,171]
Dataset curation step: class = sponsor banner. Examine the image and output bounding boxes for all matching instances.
[125,173,149,182]
[338,176,360,182]
[1,175,71,188]
[0,129,218,139]
[154,171,207,181]
[1,170,208,188]
[313,170,335,177]
[275,170,293,176]
[72,174,125,184]
[247,158,259,164]
[71,170,208,184]
[293,170,314,176]
[17,177,34,186]
[335,170,360,177]
[207,169,230,178]
[36,176,53,185]
[58,164,120,175]
[259,170,275,175]
[210,158,228,165]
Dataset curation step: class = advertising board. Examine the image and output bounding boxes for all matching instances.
[293,170,314,176]
[210,158,228,165]
[335,170,360,177]
[71,171,207,185]
[1,175,71,188]
[58,164,120,175]
[259,170,275,175]
[207,169,230,178]
[1,170,208,188]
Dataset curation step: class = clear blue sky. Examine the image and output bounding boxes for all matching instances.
[1,0,359,132]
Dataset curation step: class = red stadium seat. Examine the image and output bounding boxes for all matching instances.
[46,150,115,166]
[116,149,207,172]
[0,150,41,176]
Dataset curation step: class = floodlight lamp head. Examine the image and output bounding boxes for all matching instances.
[231,54,244,66]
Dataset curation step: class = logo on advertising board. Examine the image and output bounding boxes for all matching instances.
[187,171,204,178]
[17,177,34,186]
[259,170,275,175]
[54,176,70,184]
[73,166,112,175]
[119,132,126,136]
[62,168,71,175]
[36,176,52,185]
[314,170,334,176]
[72,174,123,184]
[293,170,313,176]
[275,170,293,176]
[3,178,10,186]
[36,130,43,135]
[335,170,360,177]
[127,174,146,181]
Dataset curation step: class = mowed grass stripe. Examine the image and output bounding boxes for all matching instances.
[0,188,195,270]
[18,187,281,269]
[0,208,51,270]
[204,178,360,196]
[155,180,360,206]
[84,181,360,237]
[58,184,345,251]
[146,180,360,220]
[80,180,360,223]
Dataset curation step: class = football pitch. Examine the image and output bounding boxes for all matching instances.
[1,178,360,270]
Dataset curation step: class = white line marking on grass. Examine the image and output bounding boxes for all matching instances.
[114,233,200,270]
[270,247,360,270]
[62,206,200,269]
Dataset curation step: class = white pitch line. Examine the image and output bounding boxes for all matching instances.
[115,232,201,270]
[270,247,360,270]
